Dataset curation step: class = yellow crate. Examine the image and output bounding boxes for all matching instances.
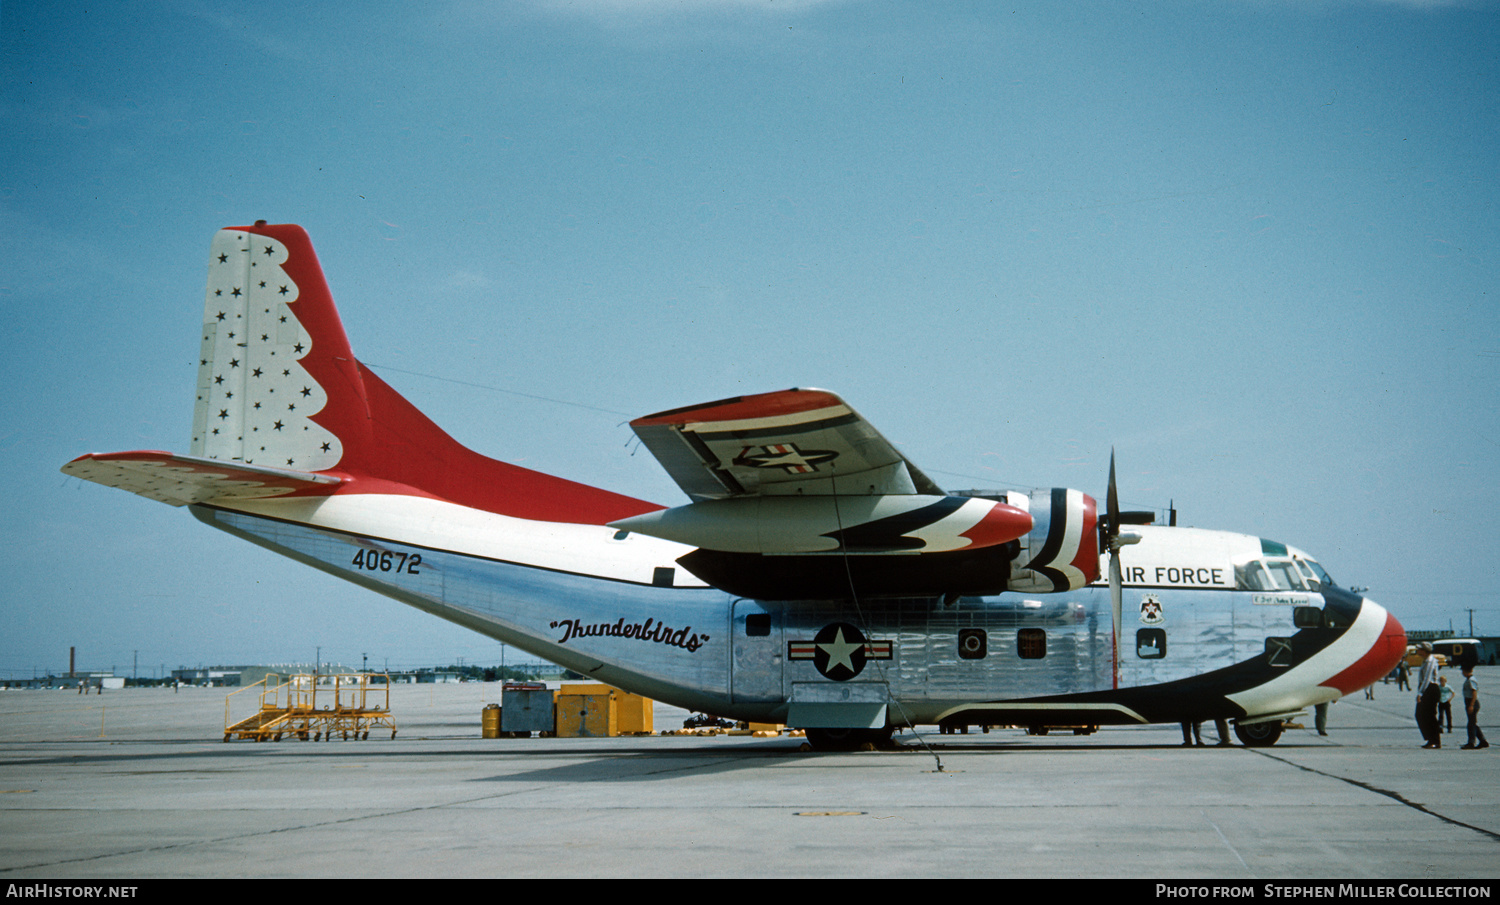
[554,690,616,738]
[614,690,653,735]
[552,684,653,736]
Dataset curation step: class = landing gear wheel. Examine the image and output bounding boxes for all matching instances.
[804,727,894,752]
[1234,719,1284,747]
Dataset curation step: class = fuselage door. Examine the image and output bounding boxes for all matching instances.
[731,599,783,703]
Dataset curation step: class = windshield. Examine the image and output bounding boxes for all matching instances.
[1235,558,1326,591]
[1300,558,1334,589]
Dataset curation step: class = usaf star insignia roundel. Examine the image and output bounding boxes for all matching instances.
[789,622,893,681]
[733,443,839,475]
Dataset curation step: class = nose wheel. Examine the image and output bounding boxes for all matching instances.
[1233,719,1284,747]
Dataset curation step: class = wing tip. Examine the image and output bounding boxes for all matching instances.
[631,387,846,427]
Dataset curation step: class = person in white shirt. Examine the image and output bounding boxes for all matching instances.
[1416,643,1441,749]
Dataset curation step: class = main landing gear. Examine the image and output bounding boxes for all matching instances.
[803,727,894,752]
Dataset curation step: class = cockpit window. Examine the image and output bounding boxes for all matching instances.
[1290,559,1319,589]
[1235,558,1314,591]
[1300,558,1334,589]
[1235,561,1273,591]
[1264,560,1306,590]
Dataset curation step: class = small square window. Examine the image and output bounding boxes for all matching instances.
[1137,628,1166,659]
[745,613,771,637]
[1265,637,1293,667]
[1017,628,1046,659]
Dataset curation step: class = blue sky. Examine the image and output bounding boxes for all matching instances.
[4,0,1498,679]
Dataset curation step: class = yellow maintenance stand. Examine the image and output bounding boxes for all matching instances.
[225,673,397,742]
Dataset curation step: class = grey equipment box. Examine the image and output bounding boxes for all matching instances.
[501,682,554,734]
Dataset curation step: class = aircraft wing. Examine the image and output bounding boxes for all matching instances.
[629,388,944,501]
[62,451,344,507]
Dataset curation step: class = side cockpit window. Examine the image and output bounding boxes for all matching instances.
[1235,561,1273,591]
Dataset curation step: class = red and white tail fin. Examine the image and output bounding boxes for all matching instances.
[67,223,660,526]
[191,224,350,471]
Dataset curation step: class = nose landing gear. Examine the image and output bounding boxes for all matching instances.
[1233,719,1284,747]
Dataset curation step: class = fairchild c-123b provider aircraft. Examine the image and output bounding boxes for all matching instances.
[63,223,1407,750]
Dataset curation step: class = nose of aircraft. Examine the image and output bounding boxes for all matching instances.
[1381,607,1408,665]
[1326,597,1408,696]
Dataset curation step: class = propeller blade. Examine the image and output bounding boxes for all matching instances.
[1108,449,1120,535]
[1103,451,1145,690]
[1110,546,1123,689]
[1108,450,1121,688]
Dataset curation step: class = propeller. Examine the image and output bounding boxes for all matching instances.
[1103,450,1144,689]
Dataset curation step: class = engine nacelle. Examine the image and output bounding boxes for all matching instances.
[664,489,1094,601]
[991,488,1100,592]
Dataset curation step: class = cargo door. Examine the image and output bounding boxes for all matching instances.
[730,599,783,703]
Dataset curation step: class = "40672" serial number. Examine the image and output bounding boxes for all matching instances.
[351,549,422,574]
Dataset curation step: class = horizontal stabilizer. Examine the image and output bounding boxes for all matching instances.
[63,451,344,507]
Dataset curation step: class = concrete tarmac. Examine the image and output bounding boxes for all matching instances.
[1,672,1496,879]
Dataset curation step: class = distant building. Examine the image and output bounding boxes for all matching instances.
[236,664,356,687]
[2,671,118,690]
[169,664,359,687]
[170,667,243,686]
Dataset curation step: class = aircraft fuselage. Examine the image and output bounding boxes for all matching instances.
[196,502,1401,737]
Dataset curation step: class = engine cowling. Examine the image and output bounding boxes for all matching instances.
[669,488,1096,600]
[991,488,1101,592]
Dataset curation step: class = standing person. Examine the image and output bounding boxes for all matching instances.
[1416,643,1441,749]
[1438,676,1454,733]
[1460,666,1488,750]
[1180,721,1203,747]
